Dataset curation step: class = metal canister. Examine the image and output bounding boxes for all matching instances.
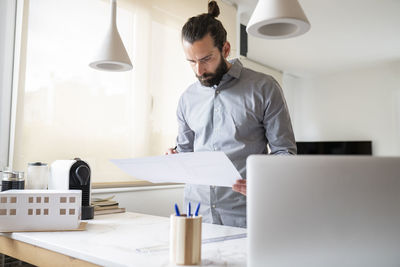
[1,171,25,191]
[26,162,48,189]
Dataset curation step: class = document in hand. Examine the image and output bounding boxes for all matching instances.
[110,151,241,187]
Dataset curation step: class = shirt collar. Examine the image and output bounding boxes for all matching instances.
[226,58,242,79]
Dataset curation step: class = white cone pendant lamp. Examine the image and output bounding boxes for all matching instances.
[246,0,310,39]
[89,0,132,71]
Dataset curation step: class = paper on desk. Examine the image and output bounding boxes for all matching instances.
[110,151,241,187]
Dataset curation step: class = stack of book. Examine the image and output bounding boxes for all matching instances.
[92,195,126,216]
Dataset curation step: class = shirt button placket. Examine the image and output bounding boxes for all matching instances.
[212,89,222,224]
[213,89,221,151]
[210,184,217,223]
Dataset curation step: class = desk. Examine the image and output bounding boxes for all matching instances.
[0,212,247,266]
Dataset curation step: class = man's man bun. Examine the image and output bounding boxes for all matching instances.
[208,1,220,18]
[182,0,227,52]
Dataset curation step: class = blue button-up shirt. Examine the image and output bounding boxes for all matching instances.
[176,59,296,227]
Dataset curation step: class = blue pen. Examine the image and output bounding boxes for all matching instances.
[187,202,191,217]
[194,203,201,217]
[174,203,180,216]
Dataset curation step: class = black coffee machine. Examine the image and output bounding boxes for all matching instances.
[49,158,94,220]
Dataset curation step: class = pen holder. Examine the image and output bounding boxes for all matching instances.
[170,214,202,265]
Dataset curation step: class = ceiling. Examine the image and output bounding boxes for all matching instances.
[227,0,400,77]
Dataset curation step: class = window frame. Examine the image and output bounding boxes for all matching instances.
[0,0,19,170]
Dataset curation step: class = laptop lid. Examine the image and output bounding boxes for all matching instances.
[247,155,400,267]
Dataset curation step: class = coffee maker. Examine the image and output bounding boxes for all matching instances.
[49,158,94,219]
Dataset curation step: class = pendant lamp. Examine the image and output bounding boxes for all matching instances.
[89,0,132,71]
[246,0,310,39]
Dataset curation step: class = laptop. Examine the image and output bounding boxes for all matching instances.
[247,155,400,267]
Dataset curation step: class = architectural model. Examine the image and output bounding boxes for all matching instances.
[0,189,81,232]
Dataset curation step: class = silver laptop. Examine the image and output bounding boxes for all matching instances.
[247,155,400,267]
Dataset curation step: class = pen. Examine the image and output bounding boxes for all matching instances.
[187,202,191,217]
[194,203,201,217]
[174,203,180,216]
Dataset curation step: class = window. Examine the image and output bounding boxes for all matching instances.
[10,0,236,183]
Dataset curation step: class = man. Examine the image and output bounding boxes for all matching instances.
[167,1,296,228]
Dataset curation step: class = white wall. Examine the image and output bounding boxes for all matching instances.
[283,61,400,156]
[92,185,184,217]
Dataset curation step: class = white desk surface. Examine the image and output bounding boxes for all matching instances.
[1,212,247,267]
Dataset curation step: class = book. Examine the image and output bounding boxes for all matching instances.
[91,195,126,216]
[94,208,126,216]
[93,200,117,206]
[92,195,115,202]
[94,204,119,211]
[92,195,118,207]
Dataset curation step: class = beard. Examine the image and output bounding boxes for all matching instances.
[196,55,228,87]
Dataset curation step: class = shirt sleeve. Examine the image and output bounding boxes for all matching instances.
[176,96,194,153]
[262,79,297,155]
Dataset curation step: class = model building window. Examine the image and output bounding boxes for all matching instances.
[1,197,6,203]
[44,208,49,215]
[36,197,41,203]
[60,208,66,215]
[10,209,16,215]
[60,197,67,203]
[44,197,49,203]
[69,197,75,203]
[28,209,33,215]
[10,197,17,203]
[0,209,6,215]
[29,197,34,203]
[69,209,75,215]
[36,209,41,215]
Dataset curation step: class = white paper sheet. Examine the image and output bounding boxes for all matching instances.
[110,151,241,187]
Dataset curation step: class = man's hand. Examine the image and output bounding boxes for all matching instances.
[165,147,178,155]
[232,179,246,196]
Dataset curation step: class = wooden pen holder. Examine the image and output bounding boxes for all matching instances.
[170,214,202,265]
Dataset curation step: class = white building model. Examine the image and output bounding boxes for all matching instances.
[0,190,81,232]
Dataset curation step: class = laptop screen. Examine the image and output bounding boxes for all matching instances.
[247,155,400,267]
